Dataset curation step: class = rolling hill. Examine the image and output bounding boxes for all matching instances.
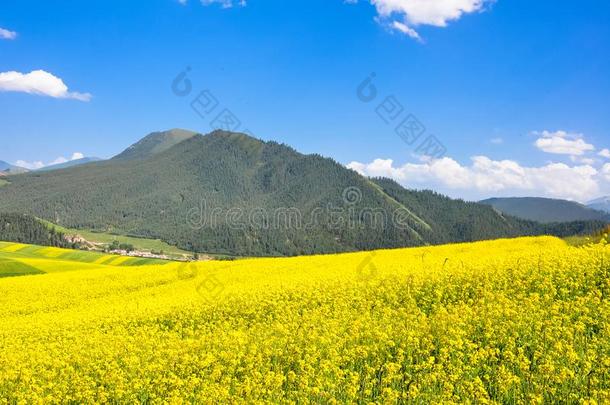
[0,129,605,256]
[0,241,167,278]
[0,236,608,401]
[480,197,610,223]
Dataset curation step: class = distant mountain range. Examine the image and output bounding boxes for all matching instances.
[587,196,610,214]
[0,161,28,176]
[1,157,102,175]
[480,197,610,223]
[0,129,606,256]
[37,157,103,172]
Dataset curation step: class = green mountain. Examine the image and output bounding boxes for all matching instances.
[0,130,604,256]
[112,128,198,160]
[38,157,103,172]
[0,161,28,176]
[480,197,610,223]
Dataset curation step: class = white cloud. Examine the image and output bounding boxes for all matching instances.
[349,0,493,40]
[15,152,86,170]
[533,130,594,156]
[348,155,605,202]
[372,0,492,26]
[391,20,422,40]
[0,28,17,40]
[15,160,44,170]
[490,137,503,145]
[49,157,68,166]
[571,156,596,165]
[603,164,610,182]
[200,0,246,7]
[599,148,610,159]
[0,70,91,101]
[178,0,247,7]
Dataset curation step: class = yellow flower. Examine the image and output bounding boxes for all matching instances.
[0,236,607,403]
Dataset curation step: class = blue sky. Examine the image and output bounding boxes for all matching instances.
[1,0,609,201]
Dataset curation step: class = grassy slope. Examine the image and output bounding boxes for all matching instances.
[43,220,192,258]
[0,241,169,278]
[564,226,610,246]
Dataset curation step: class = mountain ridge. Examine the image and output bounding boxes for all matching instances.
[0,161,28,176]
[112,128,199,160]
[37,157,103,172]
[587,196,610,214]
[480,197,610,223]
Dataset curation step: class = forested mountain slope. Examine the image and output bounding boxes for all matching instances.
[0,130,604,256]
[0,213,72,248]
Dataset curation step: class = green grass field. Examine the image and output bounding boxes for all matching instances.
[0,241,170,278]
[0,179,8,188]
[42,221,193,258]
[564,226,609,247]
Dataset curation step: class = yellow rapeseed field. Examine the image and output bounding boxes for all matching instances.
[0,241,166,278]
[0,236,609,403]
